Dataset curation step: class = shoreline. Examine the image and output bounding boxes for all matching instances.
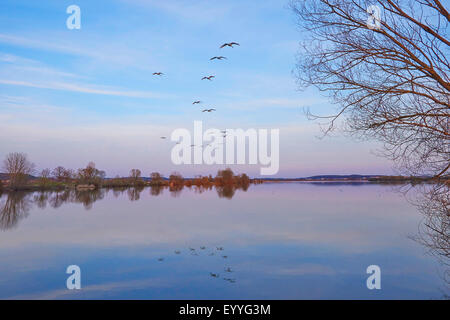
[0,177,446,193]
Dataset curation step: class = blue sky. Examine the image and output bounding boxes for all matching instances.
[0,0,394,177]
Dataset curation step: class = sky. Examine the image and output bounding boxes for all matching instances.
[0,0,395,178]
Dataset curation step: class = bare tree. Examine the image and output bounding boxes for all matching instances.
[215,168,235,185]
[38,168,52,187]
[130,169,141,179]
[150,172,164,185]
[77,162,105,186]
[2,152,35,188]
[52,166,74,183]
[52,166,65,181]
[169,172,184,185]
[290,0,449,177]
[129,169,145,186]
[169,172,184,194]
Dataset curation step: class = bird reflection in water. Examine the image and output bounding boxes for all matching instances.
[156,244,237,284]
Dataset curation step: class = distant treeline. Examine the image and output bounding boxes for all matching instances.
[261,175,448,185]
[1,153,446,193]
[0,152,262,192]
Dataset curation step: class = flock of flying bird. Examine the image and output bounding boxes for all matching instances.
[157,245,236,283]
[153,41,240,114]
[153,44,241,283]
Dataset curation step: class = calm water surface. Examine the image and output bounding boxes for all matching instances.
[0,183,447,299]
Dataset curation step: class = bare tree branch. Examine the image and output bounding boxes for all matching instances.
[291,0,449,177]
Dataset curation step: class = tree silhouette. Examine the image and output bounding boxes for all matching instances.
[291,0,449,177]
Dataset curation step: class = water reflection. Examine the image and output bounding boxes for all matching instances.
[409,183,449,286]
[157,245,237,284]
[127,186,144,201]
[112,187,127,198]
[150,185,164,196]
[0,182,448,298]
[216,185,236,199]
[0,184,250,231]
[168,184,183,198]
[0,192,31,231]
[75,189,106,209]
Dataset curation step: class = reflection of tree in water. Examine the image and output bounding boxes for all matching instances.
[216,181,250,199]
[33,191,50,209]
[216,185,236,199]
[127,186,144,201]
[0,192,31,231]
[48,190,72,209]
[409,183,449,288]
[74,189,105,210]
[191,185,213,195]
[150,185,164,196]
[45,189,106,209]
[111,187,127,198]
[0,184,253,230]
[169,185,183,198]
[1,188,109,230]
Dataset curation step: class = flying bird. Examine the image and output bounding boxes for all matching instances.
[153,72,164,76]
[220,42,240,48]
[225,267,233,273]
[158,258,164,261]
[200,246,206,250]
[202,109,216,112]
[201,75,215,81]
[192,100,202,104]
[174,250,181,254]
[210,56,227,60]
[216,247,224,251]
[210,273,220,278]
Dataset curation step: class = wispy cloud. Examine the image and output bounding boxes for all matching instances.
[7,277,171,300]
[0,95,70,113]
[0,33,160,71]
[0,33,85,56]
[0,52,36,64]
[0,52,165,99]
[0,79,167,99]
[0,52,81,77]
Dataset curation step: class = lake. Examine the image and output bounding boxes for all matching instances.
[0,183,447,299]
